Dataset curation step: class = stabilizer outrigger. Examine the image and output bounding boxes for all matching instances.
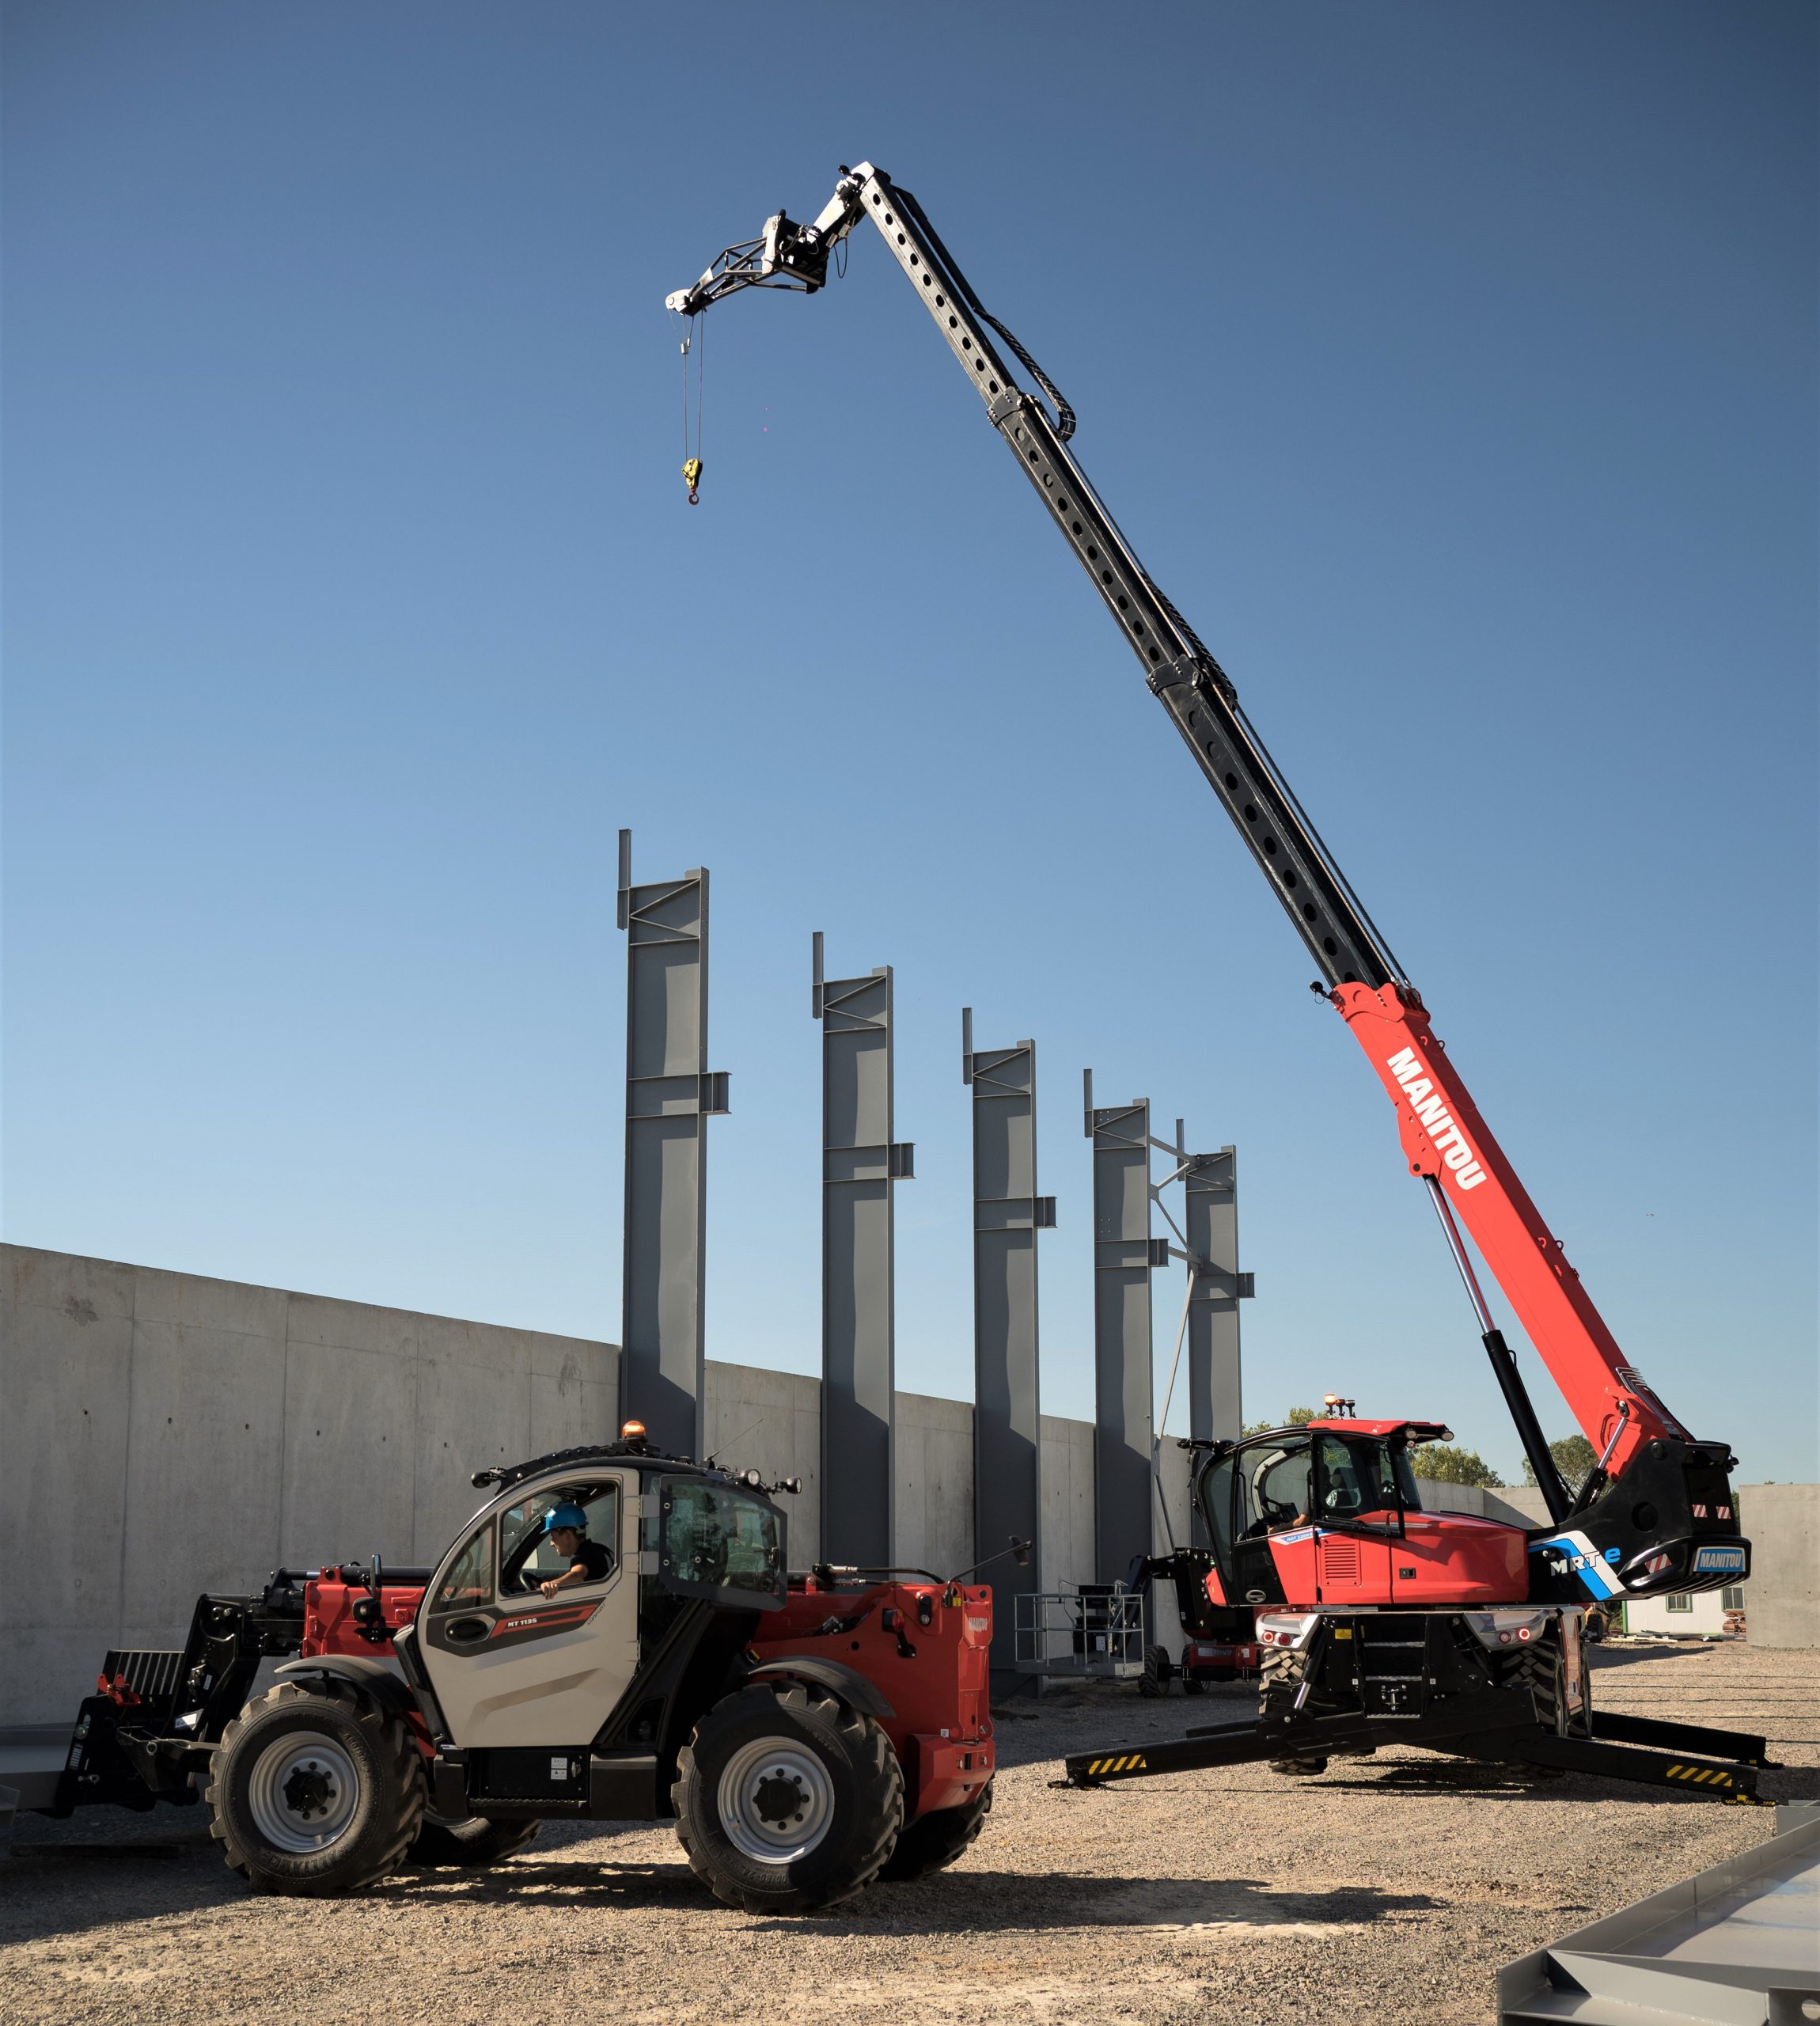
[1064,1609,1772,1804]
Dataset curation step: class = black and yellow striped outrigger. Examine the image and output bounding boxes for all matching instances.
[1079,1751,1150,1778]
[1063,1705,1774,1804]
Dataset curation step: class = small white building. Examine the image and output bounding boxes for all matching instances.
[1623,1584,1747,1638]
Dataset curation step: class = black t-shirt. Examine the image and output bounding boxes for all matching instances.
[567,1537,612,1584]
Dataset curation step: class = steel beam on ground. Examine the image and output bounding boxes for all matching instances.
[814,934,912,1568]
[617,831,726,1457]
[1085,1071,1158,1585]
[962,1011,1054,1681]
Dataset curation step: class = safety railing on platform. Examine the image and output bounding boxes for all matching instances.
[1014,1586,1146,1679]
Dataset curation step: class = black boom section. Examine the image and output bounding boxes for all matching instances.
[988,394,1393,991]
[858,170,1398,992]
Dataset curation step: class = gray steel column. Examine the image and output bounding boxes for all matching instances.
[962,1011,1054,1680]
[1183,1146,1253,1547]
[617,831,727,1457]
[1085,1071,1161,1585]
[814,934,912,1568]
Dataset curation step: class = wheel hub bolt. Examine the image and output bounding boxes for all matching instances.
[754,1770,806,1827]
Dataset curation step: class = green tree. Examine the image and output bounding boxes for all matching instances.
[1241,1406,1318,1437]
[1523,1434,1600,1496]
[1410,1444,1505,1488]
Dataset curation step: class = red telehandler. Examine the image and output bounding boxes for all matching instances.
[46,1433,999,1908]
[667,164,1767,1802]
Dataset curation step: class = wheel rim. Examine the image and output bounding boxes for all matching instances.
[245,1729,361,1853]
[715,1736,836,1865]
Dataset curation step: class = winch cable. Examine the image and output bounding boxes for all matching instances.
[677,309,705,503]
[887,181,1075,443]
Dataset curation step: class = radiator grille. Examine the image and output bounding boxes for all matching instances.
[1323,1539,1359,1581]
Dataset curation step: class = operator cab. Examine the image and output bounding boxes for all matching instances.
[1196,1417,1447,1606]
[413,1439,791,1755]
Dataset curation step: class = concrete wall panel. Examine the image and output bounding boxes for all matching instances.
[131,1263,289,1338]
[5,1244,136,1324]
[896,1391,973,1582]
[1739,1484,1818,1648]
[1041,1413,1096,1595]
[704,1361,823,1567]
[121,1315,288,1626]
[529,1336,617,1463]
[0,1256,136,1716]
[1155,1438,1192,1554]
[280,1334,419,1569]
[411,1334,532,1559]
[286,1290,419,1360]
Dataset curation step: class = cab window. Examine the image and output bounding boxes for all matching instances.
[1315,1436,1421,1520]
[431,1518,494,1614]
[1238,1436,1313,1537]
[499,1482,620,1596]
[1198,1455,1238,1569]
[654,1478,784,1607]
[1317,1435,1368,1520]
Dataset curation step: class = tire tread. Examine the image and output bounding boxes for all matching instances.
[206,1676,425,1895]
[673,1681,903,1914]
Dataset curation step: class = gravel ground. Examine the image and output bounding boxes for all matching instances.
[3,1639,1814,2026]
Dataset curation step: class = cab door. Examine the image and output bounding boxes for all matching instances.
[1312,1436,1392,1604]
[1230,1436,1314,1607]
[418,1474,642,1748]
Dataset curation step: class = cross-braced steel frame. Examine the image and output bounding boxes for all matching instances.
[1151,1124,1253,1551]
[1084,1083,1255,1579]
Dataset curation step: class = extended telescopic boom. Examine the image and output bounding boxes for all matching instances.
[666,162,1735,1541]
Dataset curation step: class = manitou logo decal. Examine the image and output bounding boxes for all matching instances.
[1385,1046,1487,1191]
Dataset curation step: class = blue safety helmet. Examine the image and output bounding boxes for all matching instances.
[544,1502,588,1534]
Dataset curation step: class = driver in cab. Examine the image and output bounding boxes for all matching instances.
[537,1503,612,1597]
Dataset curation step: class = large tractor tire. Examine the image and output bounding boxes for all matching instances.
[878,1780,992,1881]
[1506,1621,1592,1734]
[410,1808,541,1869]
[1505,1620,1591,1776]
[1260,1645,1328,1777]
[207,1677,425,1895]
[673,1680,903,1914]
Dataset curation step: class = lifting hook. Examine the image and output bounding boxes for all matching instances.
[682,457,703,506]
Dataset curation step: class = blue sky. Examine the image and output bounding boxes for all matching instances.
[5,2,1814,1485]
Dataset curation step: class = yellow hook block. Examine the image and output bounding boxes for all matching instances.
[682,457,703,505]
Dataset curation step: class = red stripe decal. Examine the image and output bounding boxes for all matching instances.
[488,1603,600,1639]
